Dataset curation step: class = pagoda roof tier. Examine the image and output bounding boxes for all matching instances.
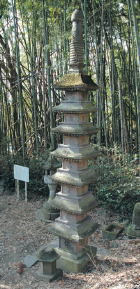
[50,191,97,214]
[48,216,99,242]
[52,123,99,136]
[54,73,98,91]
[53,101,97,113]
[52,167,98,186]
[51,144,99,160]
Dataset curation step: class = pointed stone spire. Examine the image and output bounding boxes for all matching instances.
[54,8,98,92]
[69,9,84,73]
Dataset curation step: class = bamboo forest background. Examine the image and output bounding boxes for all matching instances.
[0,0,140,162]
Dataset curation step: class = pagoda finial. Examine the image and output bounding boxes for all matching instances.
[69,9,84,73]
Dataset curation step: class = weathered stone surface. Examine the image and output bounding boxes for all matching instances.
[35,240,59,257]
[126,224,140,238]
[23,254,38,268]
[57,250,89,273]
[51,144,99,160]
[35,248,63,282]
[50,191,97,214]
[52,123,99,136]
[52,167,98,186]
[36,202,59,222]
[37,154,60,222]
[53,101,97,113]
[102,223,124,240]
[36,242,97,274]
[43,199,59,214]
[48,216,99,242]
[126,202,140,238]
[132,202,140,229]
[35,268,63,282]
[48,8,99,274]
[37,248,59,262]
[56,245,97,273]
[70,9,84,72]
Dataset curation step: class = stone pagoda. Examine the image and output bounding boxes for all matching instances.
[49,9,99,273]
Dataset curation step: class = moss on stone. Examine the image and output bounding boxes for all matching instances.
[54,73,98,91]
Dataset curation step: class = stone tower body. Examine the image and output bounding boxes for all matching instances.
[49,9,99,273]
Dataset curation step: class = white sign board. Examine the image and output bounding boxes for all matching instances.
[14,165,29,183]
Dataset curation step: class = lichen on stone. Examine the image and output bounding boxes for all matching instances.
[54,73,98,91]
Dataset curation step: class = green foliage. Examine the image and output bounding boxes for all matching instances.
[94,147,140,217]
[26,157,49,199]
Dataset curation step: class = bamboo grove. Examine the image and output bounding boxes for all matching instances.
[0,0,140,161]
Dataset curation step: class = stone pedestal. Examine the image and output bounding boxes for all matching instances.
[36,156,60,222]
[56,244,97,273]
[39,176,59,221]
[36,248,63,282]
[48,9,99,273]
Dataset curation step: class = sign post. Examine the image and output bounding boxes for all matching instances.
[14,165,29,202]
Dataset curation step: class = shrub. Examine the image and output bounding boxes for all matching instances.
[92,146,140,218]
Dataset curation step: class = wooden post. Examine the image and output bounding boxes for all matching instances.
[16,179,20,201]
[25,182,28,202]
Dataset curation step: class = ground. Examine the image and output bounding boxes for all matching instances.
[0,194,140,289]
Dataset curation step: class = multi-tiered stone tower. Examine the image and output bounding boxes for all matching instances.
[49,9,99,273]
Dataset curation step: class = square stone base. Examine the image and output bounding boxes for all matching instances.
[56,245,97,273]
[36,239,97,273]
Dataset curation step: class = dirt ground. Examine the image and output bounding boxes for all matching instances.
[0,194,140,289]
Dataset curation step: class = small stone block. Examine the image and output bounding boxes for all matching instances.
[35,268,63,282]
[35,247,63,281]
[42,261,56,275]
[126,224,140,239]
[102,223,124,240]
[23,255,38,268]
[36,269,63,282]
